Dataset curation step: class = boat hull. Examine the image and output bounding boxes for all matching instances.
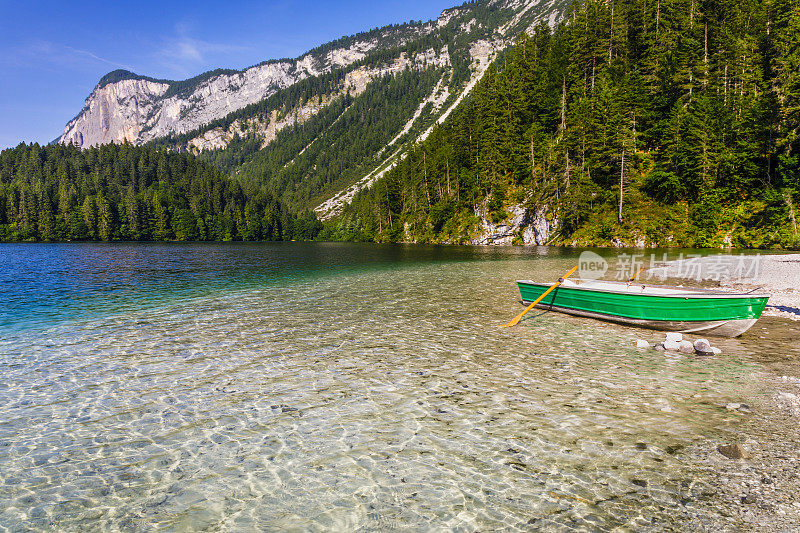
[518,281,768,337]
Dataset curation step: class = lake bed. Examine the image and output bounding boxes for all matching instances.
[1,243,798,530]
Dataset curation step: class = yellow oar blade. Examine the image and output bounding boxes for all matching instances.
[499,265,579,327]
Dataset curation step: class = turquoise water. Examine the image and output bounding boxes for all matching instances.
[0,243,566,334]
[0,243,790,530]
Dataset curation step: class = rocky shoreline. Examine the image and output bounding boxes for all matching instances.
[650,252,800,321]
[686,374,800,531]
[646,253,800,530]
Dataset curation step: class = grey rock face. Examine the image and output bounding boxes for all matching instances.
[188,46,451,154]
[58,0,568,153]
[471,203,557,246]
[60,51,368,148]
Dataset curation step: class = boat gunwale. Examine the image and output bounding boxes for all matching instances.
[516,279,770,300]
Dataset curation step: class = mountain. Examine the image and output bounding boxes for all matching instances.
[60,1,568,149]
[59,0,573,214]
[22,0,800,248]
[328,0,800,249]
[59,23,436,148]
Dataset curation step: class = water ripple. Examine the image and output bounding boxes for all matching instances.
[0,243,790,530]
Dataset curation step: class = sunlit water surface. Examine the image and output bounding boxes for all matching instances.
[0,243,795,531]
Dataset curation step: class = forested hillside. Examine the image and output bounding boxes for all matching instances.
[163,66,447,208]
[0,143,321,242]
[154,0,571,214]
[330,0,800,248]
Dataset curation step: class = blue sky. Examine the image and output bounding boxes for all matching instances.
[0,0,457,149]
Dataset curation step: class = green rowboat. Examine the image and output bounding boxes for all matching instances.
[517,279,769,337]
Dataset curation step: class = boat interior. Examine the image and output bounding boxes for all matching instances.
[518,278,769,298]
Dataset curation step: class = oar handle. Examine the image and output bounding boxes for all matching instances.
[500,265,579,327]
[628,267,645,282]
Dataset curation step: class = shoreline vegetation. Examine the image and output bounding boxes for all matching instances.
[0,143,323,243]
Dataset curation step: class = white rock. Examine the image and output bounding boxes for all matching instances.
[662,340,681,351]
[711,347,722,355]
[694,338,714,355]
[654,343,666,351]
[636,339,651,348]
[678,340,695,353]
[664,332,683,343]
[693,338,712,351]
[725,403,741,410]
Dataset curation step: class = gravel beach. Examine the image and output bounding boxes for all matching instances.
[684,375,800,532]
[651,253,800,321]
[647,252,800,530]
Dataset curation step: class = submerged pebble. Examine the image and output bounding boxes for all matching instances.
[718,444,750,460]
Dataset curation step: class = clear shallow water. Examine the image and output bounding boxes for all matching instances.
[0,243,794,531]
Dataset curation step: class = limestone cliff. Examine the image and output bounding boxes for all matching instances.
[59,0,568,151]
[60,37,399,147]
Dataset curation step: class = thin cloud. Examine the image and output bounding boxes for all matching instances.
[63,45,131,69]
[155,21,251,77]
[0,40,132,71]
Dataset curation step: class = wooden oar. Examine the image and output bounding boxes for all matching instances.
[628,267,645,282]
[499,265,579,327]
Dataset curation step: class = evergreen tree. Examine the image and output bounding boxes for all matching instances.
[332,0,800,249]
[0,143,321,242]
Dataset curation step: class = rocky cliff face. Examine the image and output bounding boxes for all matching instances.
[59,0,567,150]
[186,46,452,154]
[60,78,170,147]
[59,28,424,147]
[469,204,556,245]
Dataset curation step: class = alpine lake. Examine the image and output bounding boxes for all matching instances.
[1,242,797,531]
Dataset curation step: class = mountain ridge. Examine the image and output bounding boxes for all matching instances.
[59,0,569,153]
[56,0,572,231]
[59,9,454,148]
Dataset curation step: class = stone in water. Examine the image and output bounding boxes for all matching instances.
[694,338,714,355]
[717,443,750,459]
[694,338,711,351]
[662,340,681,351]
[678,340,695,354]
